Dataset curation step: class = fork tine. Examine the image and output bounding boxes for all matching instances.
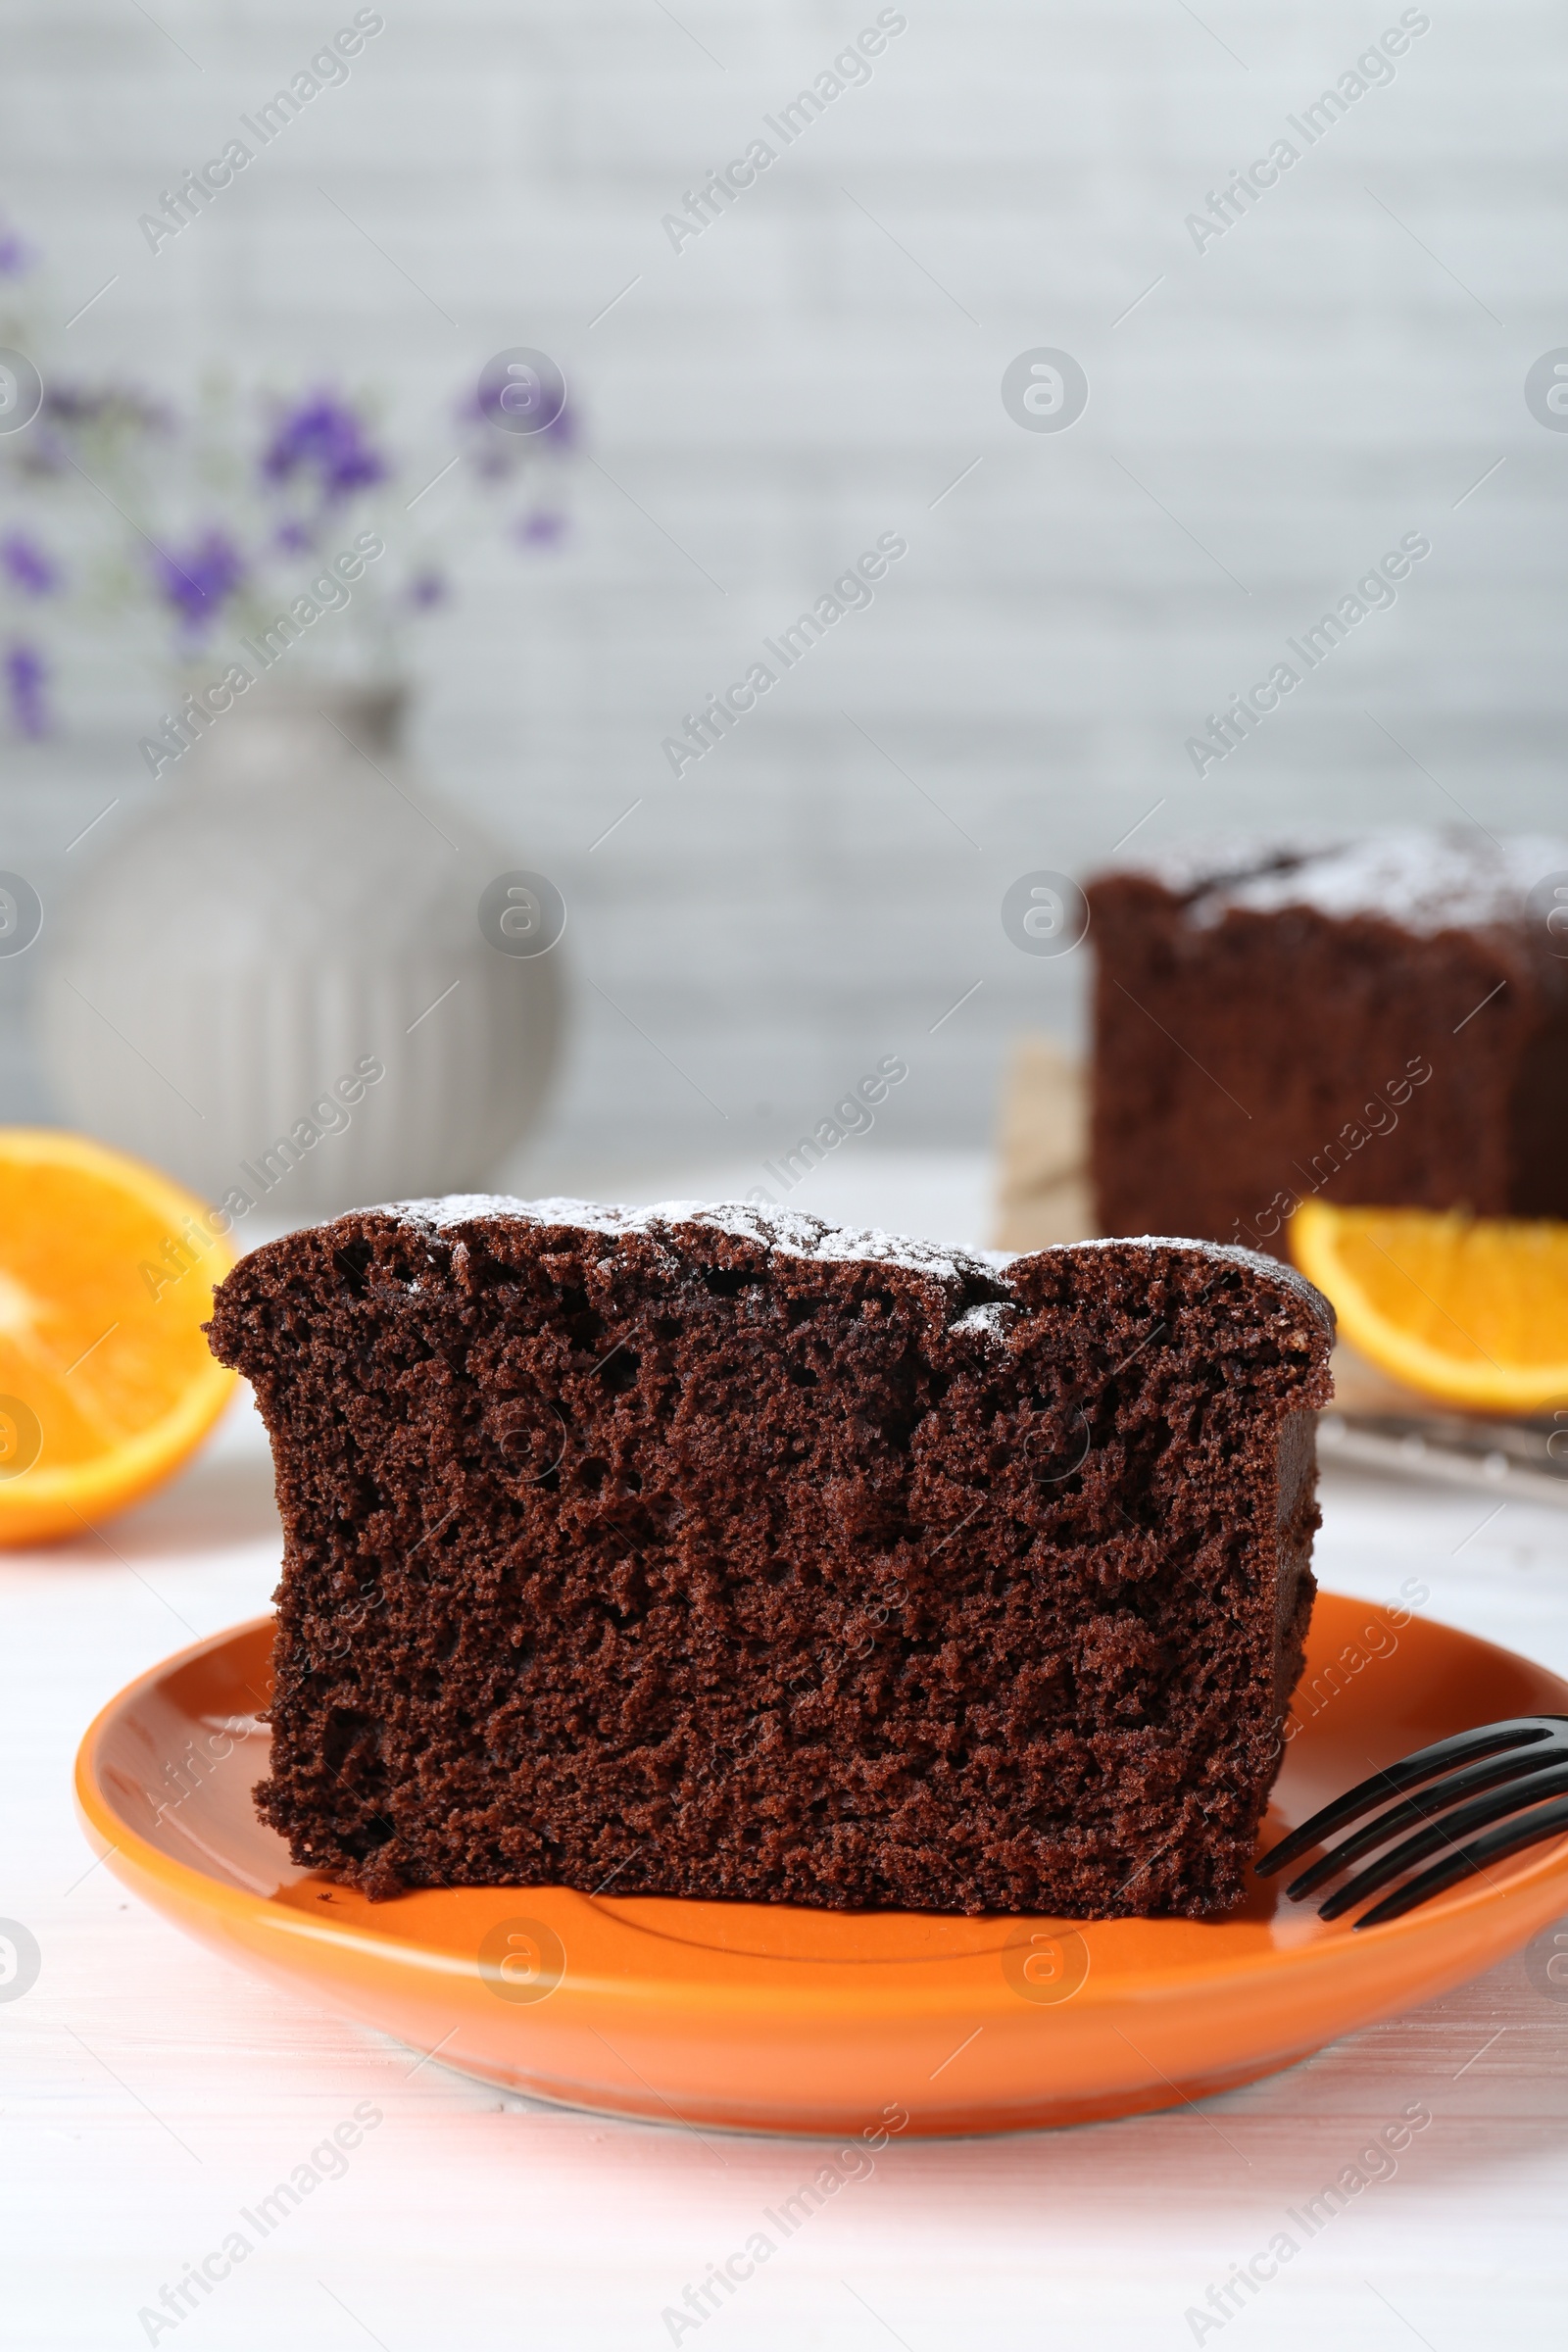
[1283,1744,1566,1902]
[1255,1718,1556,1878]
[1316,1758,1568,1922]
[1355,1791,1568,1930]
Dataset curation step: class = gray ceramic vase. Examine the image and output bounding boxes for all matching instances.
[38,679,564,1218]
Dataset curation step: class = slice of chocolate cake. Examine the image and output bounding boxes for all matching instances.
[208,1200,1333,1918]
[1087,831,1568,1250]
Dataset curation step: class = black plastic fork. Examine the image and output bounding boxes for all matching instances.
[1255,1716,1568,1930]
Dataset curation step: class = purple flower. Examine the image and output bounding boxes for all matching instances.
[0,225,32,278]
[261,392,388,504]
[515,509,566,548]
[404,567,447,609]
[272,518,315,555]
[457,384,578,466]
[151,527,245,638]
[5,642,48,736]
[1,533,59,596]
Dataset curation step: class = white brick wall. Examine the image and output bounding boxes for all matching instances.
[3,0,1564,1188]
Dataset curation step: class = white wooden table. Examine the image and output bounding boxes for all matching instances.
[6,1160,1568,2350]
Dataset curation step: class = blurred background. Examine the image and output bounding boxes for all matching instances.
[2,0,1563,1216]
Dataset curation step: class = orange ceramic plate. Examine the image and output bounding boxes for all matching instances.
[75,1594,1568,2138]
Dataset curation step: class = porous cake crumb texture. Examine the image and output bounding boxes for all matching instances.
[208,1200,1332,1917]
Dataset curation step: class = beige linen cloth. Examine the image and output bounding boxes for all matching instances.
[991,1034,1420,1410]
[992,1036,1096,1253]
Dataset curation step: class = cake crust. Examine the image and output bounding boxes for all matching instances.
[208,1200,1333,1917]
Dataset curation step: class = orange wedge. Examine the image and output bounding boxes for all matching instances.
[0,1130,238,1544]
[1291,1198,1568,1416]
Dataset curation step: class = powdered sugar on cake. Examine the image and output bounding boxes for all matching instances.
[369,1195,1332,1333]
[949,1300,1017,1346]
[1068,1233,1334,1331]
[1116,830,1568,938]
[379,1193,997,1284]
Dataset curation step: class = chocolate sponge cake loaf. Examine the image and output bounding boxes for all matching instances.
[1087,830,1568,1249]
[208,1200,1333,1917]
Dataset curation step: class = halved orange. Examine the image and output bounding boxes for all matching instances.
[1291,1197,1568,1416]
[0,1130,237,1544]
